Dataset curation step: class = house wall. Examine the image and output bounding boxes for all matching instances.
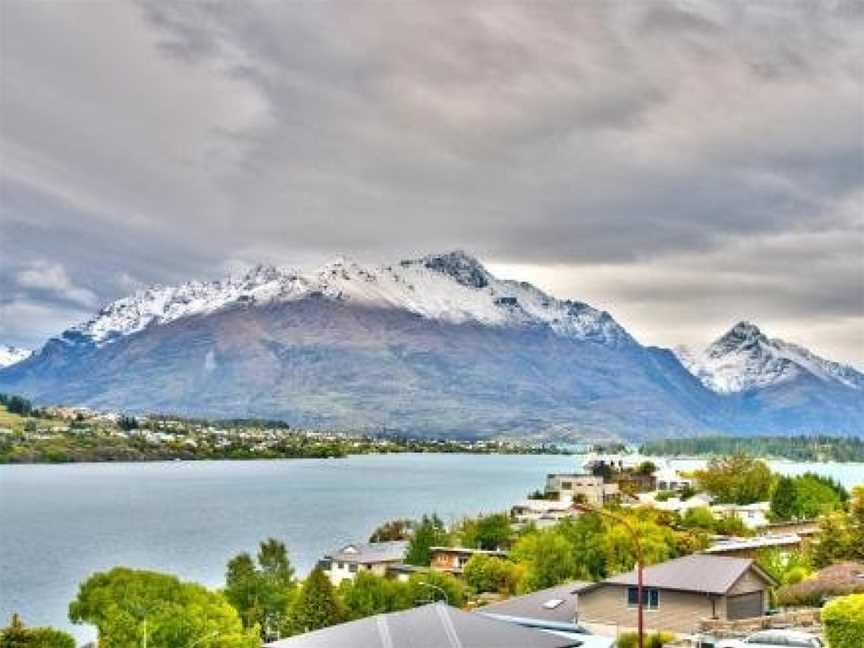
[324,560,393,585]
[723,569,770,615]
[578,584,721,634]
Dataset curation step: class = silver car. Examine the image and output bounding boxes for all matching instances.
[717,630,824,648]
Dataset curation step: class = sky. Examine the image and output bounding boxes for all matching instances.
[1,0,862,366]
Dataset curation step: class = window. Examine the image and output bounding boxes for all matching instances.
[543,599,565,609]
[626,587,660,609]
[562,481,573,490]
[338,562,345,569]
[349,564,358,573]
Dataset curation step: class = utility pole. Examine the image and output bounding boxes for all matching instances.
[572,502,645,648]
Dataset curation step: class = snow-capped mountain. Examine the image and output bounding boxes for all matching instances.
[676,321,864,394]
[0,346,32,369]
[64,251,633,349]
[1,253,861,438]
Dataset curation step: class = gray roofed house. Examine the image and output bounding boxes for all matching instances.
[577,554,778,634]
[319,540,408,585]
[263,602,582,648]
[477,581,592,625]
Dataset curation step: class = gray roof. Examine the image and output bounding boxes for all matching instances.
[264,603,580,648]
[476,581,591,624]
[325,540,408,564]
[584,555,776,595]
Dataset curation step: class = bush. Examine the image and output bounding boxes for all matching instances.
[822,593,864,648]
[616,631,676,648]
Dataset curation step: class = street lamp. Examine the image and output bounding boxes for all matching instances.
[418,581,449,605]
[572,502,645,648]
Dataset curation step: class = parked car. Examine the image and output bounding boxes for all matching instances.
[717,630,823,648]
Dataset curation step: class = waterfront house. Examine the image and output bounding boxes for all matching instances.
[545,473,620,506]
[318,540,408,585]
[430,546,508,574]
[262,602,582,648]
[577,555,778,634]
[653,467,696,492]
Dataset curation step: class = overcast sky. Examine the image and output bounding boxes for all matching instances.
[1,0,862,366]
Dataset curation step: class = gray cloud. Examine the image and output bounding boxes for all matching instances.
[1,0,862,365]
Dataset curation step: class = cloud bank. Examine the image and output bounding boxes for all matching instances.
[1,0,862,364]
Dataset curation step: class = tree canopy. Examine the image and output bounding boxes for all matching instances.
[694,453,773,504]
[68,567,258,648]
[0,614,75,648]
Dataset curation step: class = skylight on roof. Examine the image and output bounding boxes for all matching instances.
[542,598,565,609]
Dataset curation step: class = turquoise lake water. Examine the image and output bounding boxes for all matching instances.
[1,454,862,643]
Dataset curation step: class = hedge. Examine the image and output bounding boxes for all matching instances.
[822,593,864,648]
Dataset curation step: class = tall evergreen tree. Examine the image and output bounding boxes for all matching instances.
[771,476,798,520]
[288,568,345,635]
[405,514,448,566]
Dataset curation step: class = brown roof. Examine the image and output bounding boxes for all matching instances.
[583,555,777,595]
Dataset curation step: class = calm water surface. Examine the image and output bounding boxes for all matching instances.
[1,453,862,643]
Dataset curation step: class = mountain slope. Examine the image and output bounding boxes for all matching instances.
[1,254,860,439]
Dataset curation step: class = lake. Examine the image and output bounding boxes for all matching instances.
[1,454,862,643]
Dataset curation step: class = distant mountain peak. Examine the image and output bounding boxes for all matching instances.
[677,321,863,393]
[0,345,32,369]
[52,251,634,350]
[413,250,491,289]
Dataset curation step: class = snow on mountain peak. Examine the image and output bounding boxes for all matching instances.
[0,346,32,368]
[676,321,863,393]
[56,252,634,349]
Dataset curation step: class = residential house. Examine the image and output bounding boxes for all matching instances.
[318,540,407,585]
[512,498,576,528]
[653,467,696,492]
[477,581,591,626]
[545,473,620,507]
[477,582,613,648]
[577,555,778,634]
[262,602,582,648]
[616,472,657,495]
[703,533,804,559]
[711,502,771,530]
[430,546,508,574]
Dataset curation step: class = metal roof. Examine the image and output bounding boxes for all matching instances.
[264,603,581,648]
[584,554,776,595]
[476,581,591,624]
[324,540,408,564]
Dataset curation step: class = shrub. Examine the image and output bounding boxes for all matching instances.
[822,593,864,648]
[616,631,676,648]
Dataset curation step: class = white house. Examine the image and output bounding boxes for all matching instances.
[711,502,771,530]
[544,473,619,507]
[318,541,408,585]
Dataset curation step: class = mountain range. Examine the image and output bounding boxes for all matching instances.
[1,251,860,440]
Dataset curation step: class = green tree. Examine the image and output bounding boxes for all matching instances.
[695,454,773,504]
[771,476,798,520]
[809,512,854,569]
[406,570,465,607]
[0,614,75,648]
[288,568,345,635]
[511,528,578,591]
[463,554,520,594]
[794,474,842,519]
[68,567,258,648]
[405,514,448,566]
[225,538,296,638]
[681,506,717,531]
[369,519,414,542]
[338,572,412,620]
[457,512,513,550]
[557,514,608,580]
